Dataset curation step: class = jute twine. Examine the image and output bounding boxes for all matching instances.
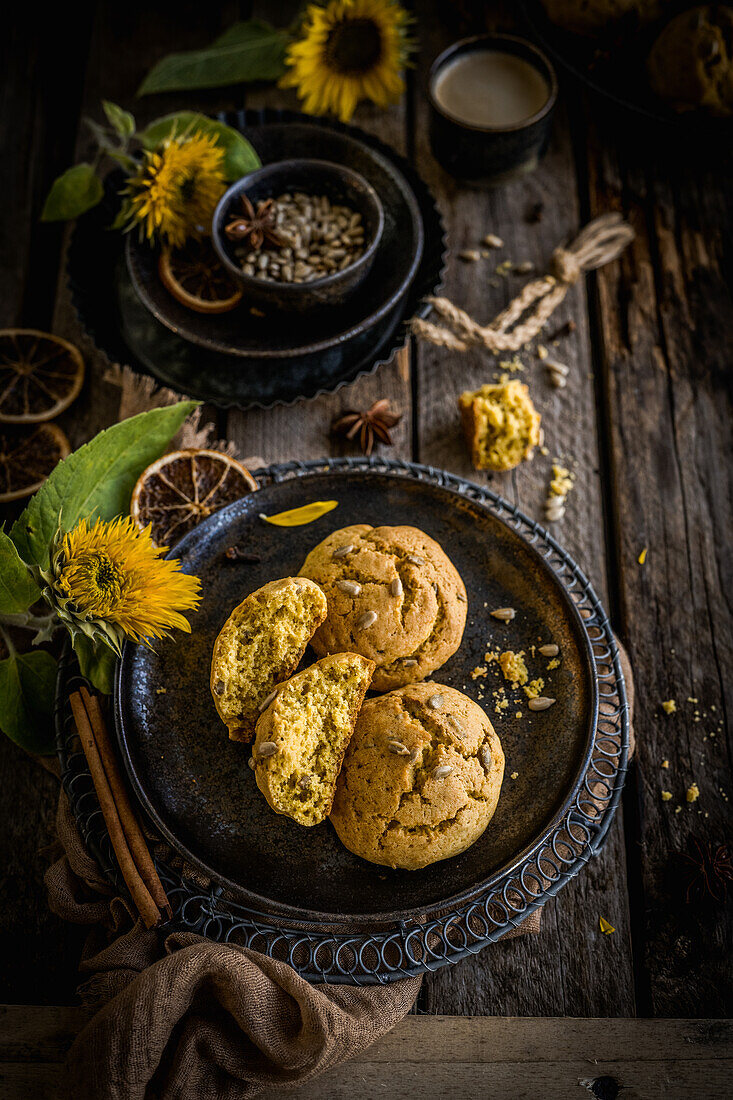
[412,213,634,353]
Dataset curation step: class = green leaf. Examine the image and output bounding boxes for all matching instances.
[0,529,41,614]
[137,20,288,96]
[41,163,104,222]
[138,112,260,180]
[102,100,136,139]
[73,634,117,695]
[0,650,57,754]
[10,402,198,569]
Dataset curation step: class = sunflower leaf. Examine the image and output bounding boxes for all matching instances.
[137,20,288,97]
[0,529,41,614]
[102,100,136,139]
[41,163,104,222]
[0,649,57,754]
[137,112,260,180]
[73,634,117,696]
[10,402,198,569]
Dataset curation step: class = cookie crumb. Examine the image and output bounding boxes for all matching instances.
[686,783,700,803]
[661,759,669,768]
[661,699,677,715]
[661,790,672,801]
[523,677,545,699]
[511,771,519,779]
[498,650,528,687]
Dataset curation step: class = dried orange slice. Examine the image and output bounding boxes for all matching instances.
[130,449,257,547]
[158,239,243,314]
[0,329,84,423]
[0,423,70,502]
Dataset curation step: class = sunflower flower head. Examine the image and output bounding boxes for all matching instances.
[120,129,227,248]
[280,0,414,123]
[42,516,201,656]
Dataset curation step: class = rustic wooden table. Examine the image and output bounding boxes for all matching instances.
[1,1,731,1094]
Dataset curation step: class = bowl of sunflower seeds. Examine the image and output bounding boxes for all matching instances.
[212,159,385,313]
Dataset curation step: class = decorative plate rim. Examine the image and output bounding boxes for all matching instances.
[57,457,629,984]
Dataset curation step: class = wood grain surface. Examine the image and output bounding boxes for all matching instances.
[0,0,730,1025]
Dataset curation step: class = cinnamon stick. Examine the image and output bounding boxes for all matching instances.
[80,687,172,919]
[70,691,161,928]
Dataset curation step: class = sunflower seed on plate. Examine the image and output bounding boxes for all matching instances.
[433,765,453,779]
[337,579,361,597]
[490,607,516,622]
[539,643,560,657]
[546,358,569,375]
[427,693,444,710]
[528,697,556,711]
[388,739,410,756]
[356,610,377,630]
[514,261,535,274]
[332,543,354,558]
[390,577,403,597]
[258,689,278,713]
[214,680,225,695]
[482,233,504,248]
[459,249,481,262]
[258,740,279,757]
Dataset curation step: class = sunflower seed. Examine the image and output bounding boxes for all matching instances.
[248,756,255,770]
[258,689,278,713]
[458,249,481,261]
[407,554,425,566]
[333,544,354,558]
[490,607,516,622]
[214,680,225,696]
[546,358,569,375]
[528,696,556,711]
[337,579,361,597]
[427,693,444,710]
[258,740,279,757]
[450,716,465,735]
[539,644,560,657]
[390,577,403,597]
[482,233,504,248]
[514,261,535,274]
[388,740,410,756]
[356,610,377,629]
[479,745,492,770]
[402,657,418,667]
[433,765,453,779]
[298,775,312,791]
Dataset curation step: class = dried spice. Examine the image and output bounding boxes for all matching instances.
[224,195,287,249]
[332,398,402,456]
[224,546,262,563]
[680,837,732,903]
[259,501,338,527]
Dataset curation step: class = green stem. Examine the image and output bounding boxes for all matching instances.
[0,622,16,659]
[0,611,58,632]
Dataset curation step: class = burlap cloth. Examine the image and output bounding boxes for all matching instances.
[44,548,633,1100]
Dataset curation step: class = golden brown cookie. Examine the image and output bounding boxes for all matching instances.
[539,0,664,36]
[459,380,540,472]
[252,652,374,826]
[299,524,467,692]
[329,682,505,870]
[648,6,733,115]
[210,577,327,743]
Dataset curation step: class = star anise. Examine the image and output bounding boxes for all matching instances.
[224,195,287,249]
[680,836,733,903]
[331,399,402,456]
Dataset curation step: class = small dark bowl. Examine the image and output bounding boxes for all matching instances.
[428,34,558,185]
[212,159,384,313]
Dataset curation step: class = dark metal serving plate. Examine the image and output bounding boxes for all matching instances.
[67,110,445,409]
[126,120,424,359]
[58,458,629,983]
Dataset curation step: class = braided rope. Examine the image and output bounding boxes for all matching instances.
[412,213,634,353]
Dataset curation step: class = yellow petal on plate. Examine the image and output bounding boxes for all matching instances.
[259,500,339,527]
[638,547,648,565]
[599,916,615,935]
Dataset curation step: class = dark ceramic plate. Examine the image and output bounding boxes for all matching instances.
[67,110,445,409]
[520,0,733,136]
[126,121,424,358]
[114,470,597,922]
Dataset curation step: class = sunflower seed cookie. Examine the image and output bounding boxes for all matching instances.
[299,524,467,692]
[210,577,327,743]
[253,652,374,826]
[329,682,504,869]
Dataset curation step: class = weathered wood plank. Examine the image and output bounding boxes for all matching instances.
[411,5,633,1017]
[587,122,733,1016]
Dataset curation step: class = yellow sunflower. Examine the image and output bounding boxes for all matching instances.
[44,516,201,654]
[280,0,414,123]
[121,130,227,248]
